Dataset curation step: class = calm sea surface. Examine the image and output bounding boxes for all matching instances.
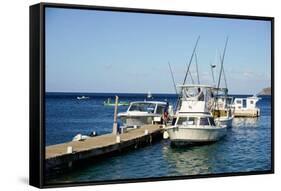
[45,93,272,183]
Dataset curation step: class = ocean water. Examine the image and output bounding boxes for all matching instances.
[45,93,272,183]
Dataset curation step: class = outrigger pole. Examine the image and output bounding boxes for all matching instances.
[188,70,195,84]
[220,54,228,89]
[175,36,200,111]
[195,52,200,84]
[213,37,228,110]
[168,62,178,95]
[182,36,200,85]
[217,37,229,90]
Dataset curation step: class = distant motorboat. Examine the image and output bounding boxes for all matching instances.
[147,91,152,99]
[77,96,89,100]
[103,98,129,106]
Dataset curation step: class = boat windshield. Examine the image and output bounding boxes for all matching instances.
[199,117,216,126]
[129,103,156,113]
[156,105,167,114]
[199,117,209,125]
[226,97,233,105]
[209,117,216,126]
[177,117,198,126]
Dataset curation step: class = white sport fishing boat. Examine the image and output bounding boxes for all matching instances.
[165,85,227,146]
[118,101,168,128]
[211,88,234,127]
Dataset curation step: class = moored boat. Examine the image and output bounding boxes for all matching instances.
[165,36,229,145]
[165,85,227,146]
[232,95,261,117]
[165,113,227,146]
[147,91,152,99]
[211,88,234,127]
[118,101,168,127]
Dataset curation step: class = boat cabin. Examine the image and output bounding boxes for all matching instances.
[118,101,169,129]
[175,115,216,127]
[232,96,261,117]
[127,101,168,114]
[177,84,215,113]
[233,96,260,110]
[215,96,234,110]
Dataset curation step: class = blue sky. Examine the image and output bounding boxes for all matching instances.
[45,7,271,94]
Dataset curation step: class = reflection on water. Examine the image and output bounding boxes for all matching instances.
[162,143,214,175]
[232,118,259,127]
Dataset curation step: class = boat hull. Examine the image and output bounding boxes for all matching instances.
[119,115,160,127]
[234,108,260,117]
[215,116,233,127]
[166,126,227,145]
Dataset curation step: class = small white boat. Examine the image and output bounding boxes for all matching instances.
[147,91,152,99]
[165,85,227,145]
[72,131,97,141]
[214,115,233,127]
[232,95,261,117]
[118,101,168,127]
[72,133,90,141]
[77,96,89,100]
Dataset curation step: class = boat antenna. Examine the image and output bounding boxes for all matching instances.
[168,62,178,95]
[195,52,200,84]
[182,36,200,85]
[217,37,228,90]
[210,63,216,84]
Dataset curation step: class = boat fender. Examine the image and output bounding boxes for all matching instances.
[163,131,169,139]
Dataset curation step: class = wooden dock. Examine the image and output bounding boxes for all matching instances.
[45,125,164,172]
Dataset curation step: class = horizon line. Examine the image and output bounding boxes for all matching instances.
[45,91,265,96]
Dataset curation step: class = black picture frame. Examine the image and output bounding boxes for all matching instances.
[30,2,274,188]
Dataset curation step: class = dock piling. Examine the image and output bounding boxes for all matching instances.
[144,129,148,135]
[112,95,119,135]
[67,146,73,154]
[116,135,121,143]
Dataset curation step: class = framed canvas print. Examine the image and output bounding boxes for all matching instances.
[29,2,274,188]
